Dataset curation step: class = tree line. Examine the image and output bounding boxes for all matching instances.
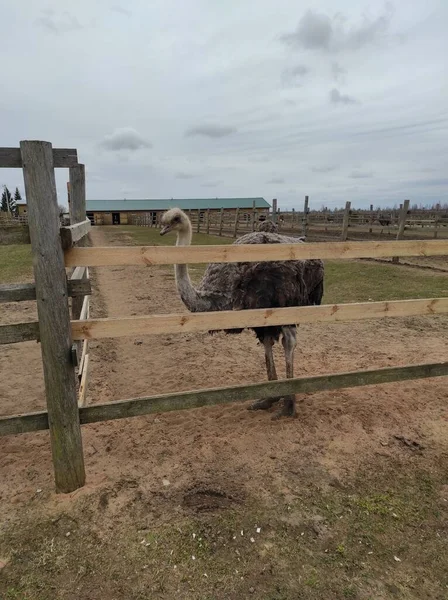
[1,185,22,216]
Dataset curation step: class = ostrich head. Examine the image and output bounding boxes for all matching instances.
[160,208,190,236]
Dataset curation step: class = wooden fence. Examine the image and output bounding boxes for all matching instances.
[128,197,448,242]
[1,140,448,494]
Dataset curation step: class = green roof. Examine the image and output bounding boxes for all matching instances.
[86,198,270,212]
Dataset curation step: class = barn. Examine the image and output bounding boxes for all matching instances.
[85,197,270,226]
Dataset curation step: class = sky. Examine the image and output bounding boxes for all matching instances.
[1,0,447,210]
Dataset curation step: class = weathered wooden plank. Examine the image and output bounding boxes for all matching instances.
[0,224,30,245]
[303,196,309,237]
[0,321,40,344]
[71,297,448,341]
[67,278,91,298]
[1,361,447,436]
[393,199,410,264]
[78,354,90,407]
[0,279,91,303]
[64,239,448,267]
[341,201,351,241]
[79,295,89,321]
[60,219,91,250]
[78,339,89,375]
[0,147,78,168]
[70,266,86,280]
[21,140,85,493]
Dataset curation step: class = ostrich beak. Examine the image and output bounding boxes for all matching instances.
[160,225,171,236]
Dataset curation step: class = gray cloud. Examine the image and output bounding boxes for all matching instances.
[111,5,132,17]
[312,165,338,173]
[281,64,309,87]
[36,9,83,33]
[185,124,237,138]
[201,181,222,188]
[100,128,151,151]
[267,177,285,184]
[281,6,392,53]
[331,62,346,82]
[176,172,195,179]
[330,88,358,105]
[349,171,374,179]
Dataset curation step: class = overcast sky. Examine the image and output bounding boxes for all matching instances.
[1,0,447,209]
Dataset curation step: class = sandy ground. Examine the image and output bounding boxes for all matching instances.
[1,226,448,519]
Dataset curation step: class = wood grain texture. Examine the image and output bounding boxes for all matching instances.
[0,321,40,344]
[0,279,91,303]
[78,354,90,407]
[21,140,85,493]
[0,146,78,168]
[64,239,448,267]
[60,219,91,249]
[71,298,448,340]
[1,361,447,435]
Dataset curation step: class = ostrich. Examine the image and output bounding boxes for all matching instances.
[160,208,324,418]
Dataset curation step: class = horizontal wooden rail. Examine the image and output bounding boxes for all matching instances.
[0,278,91,303]
[1,361,447,436]
[60,219,91,249]
[5,297,448,345]
[0,322,40,345]
[0,147,78,168]
[71,298,448,340]
[64,239,448,267]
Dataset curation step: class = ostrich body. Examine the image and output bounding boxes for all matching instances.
[160,208,324,418]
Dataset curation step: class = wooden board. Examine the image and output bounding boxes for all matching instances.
[0,321,40,344]
[0,147,78,168]
[78,354,90,407]
[71,297,448,340]
[0,279,91,303]
[64,239,448,267]
[1,361,447,436]
[60,219,91,249]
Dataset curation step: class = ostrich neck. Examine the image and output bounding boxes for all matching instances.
[175,225,205,312]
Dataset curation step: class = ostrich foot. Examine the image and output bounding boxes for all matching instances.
[248,397,282,411]
[271,396,296,420]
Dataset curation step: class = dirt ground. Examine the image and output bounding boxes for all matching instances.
[1,227,448,599]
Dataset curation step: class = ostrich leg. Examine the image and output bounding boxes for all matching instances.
[272,326,297,419]
[248,337,283,411]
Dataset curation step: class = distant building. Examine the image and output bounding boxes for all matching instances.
[84,197,270,226]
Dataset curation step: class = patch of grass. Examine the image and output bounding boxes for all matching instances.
[0,245,33,283]
[2,462,447,600]
[324,260,448,303]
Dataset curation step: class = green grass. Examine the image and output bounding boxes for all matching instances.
[0,245,33,284]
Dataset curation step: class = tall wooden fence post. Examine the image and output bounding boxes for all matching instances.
[233,207,240,238]
[252,200,256,232]
[341,201,351,241]
[272,198,278,223]
[20,140,85,493]
[196,208,201,233]
[69,165,87,319]
[219,207,224,236]
[392,199,410,264]
[302,196,309,237]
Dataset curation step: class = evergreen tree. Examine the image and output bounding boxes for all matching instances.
[1,186,13,214]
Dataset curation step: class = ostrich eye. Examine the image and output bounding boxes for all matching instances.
[173,216,180,223]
